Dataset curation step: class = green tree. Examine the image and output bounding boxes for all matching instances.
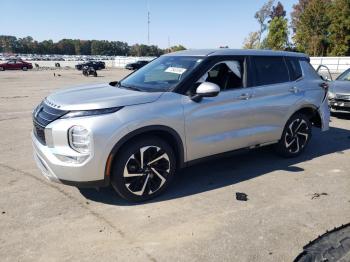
[243,32,260,49]
[293,0,331,56]
[291,0,310,33]
[254,0,275,46]
[328,0,350,56]
[169,45,186,52]
[266,17,289,50]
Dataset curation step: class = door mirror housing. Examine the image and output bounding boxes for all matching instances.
[191,82,220,102]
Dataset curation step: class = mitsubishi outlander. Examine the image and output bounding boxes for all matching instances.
[32,49,330,202]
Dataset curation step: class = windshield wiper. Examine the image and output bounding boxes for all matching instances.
[117,82,142,92]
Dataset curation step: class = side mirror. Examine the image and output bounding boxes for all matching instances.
[191,82,220,102]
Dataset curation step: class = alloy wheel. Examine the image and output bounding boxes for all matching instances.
[284,118,309,154]
[123,146,171,196]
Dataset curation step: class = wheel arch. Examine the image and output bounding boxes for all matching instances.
[292,105,322,128]
[104,125,185,182]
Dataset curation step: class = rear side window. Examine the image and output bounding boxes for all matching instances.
[286,57,303,81]
[253,56,289,86]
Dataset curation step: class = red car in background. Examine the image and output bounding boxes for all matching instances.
[0,59,33,71]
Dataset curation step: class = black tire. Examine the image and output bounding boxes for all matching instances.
[111,136,176,202]
[0,66,4,71]
[275,113,312,158]
[294,223,350,262]
[22,66,28,71]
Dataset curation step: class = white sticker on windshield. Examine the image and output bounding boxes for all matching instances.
[165,67,187,74]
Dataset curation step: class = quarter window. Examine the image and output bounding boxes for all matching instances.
[253,56,289,86]
[286,57,303,81]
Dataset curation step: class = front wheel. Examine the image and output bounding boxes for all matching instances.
[111,136,176,202]
[0,66,4,71]
[275,113,312,158]
[22,66,28,71]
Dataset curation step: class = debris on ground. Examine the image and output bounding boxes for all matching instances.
[236,192,248,201]
[311,192,328,200]
[1,211,5,214]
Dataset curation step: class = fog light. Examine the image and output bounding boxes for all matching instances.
[68,126,91,154]
[54,154,89,164]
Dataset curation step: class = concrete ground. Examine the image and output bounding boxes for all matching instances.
[0,69,349,262]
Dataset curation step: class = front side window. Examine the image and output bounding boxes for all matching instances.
[253,56,289,86]
[337,69,350,81]
[197,60,244,91]
[119,56,203,92]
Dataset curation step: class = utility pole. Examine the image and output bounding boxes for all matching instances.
[168,36,170,51]
[147,2,150,45]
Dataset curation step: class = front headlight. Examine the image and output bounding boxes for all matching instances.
[328,91,335,99]
[68,126,91,154]
[61,107,123,119]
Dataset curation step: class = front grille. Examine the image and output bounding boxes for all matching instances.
[332,106,350,112]
[335,94,350,101]
[33,120,46,144]
[34,101,68,127]
[32,100,68,145]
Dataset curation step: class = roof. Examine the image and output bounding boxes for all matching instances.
[165,49,308,58]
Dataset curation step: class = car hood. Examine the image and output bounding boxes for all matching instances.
[45,83,163,111]
[329,80,350,94]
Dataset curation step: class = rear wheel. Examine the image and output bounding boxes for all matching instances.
[0,66,4,71]
[111,136,176,202]
[275,113,312,158]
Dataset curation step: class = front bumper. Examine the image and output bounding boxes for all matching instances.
[329,100,350,113]
[31,131,108,188]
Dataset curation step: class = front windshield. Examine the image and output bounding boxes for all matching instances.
[119,56,204,92]
[337,69,350,81]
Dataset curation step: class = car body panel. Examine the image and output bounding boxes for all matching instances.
[183,88,256,160]
[0,60,32,70]
[46,83,163,110]
[328,79,350,113]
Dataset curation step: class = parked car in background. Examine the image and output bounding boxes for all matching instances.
[75,61,105,70]
[125,60,149,70]
[0,59,33,71]
[32,49,330,202]
[328,68,350,113]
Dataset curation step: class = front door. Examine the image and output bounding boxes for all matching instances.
[183,59,256,161]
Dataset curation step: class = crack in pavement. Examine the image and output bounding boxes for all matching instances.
[0,162,158,262]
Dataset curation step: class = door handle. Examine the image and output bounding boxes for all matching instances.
[289,86,299,93]
[239,93,251,100]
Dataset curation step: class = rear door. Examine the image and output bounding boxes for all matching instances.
[248,56,301,144]
[14,61,23,69]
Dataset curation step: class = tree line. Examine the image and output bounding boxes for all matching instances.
[243,0,350,56]
[0,35,186,57]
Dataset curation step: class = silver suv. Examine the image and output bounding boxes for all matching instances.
[32,49,330,201]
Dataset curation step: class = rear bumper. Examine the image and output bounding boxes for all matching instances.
[319,96,330,131]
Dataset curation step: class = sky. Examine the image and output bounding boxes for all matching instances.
[1,0,297,49]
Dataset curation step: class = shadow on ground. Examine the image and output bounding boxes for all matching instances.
[79,126,350,206]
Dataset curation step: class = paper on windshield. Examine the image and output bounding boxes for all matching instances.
[165,67,187,74]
